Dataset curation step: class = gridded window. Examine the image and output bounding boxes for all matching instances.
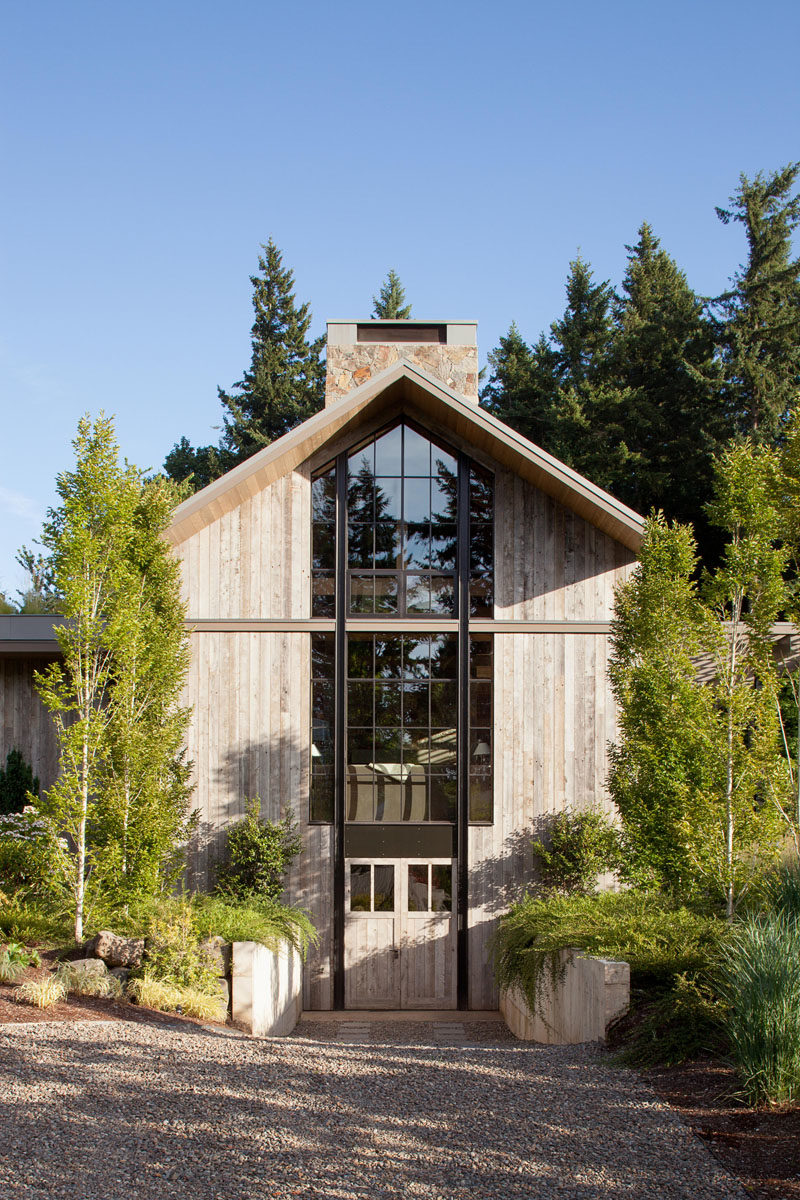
[469,635,493,822]
[347,424,458,616]
[346,634,458,823]
[469,463,494,617]
[310,633,335,821]
[311,467,336,617]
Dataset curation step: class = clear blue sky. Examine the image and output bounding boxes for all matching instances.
[1,0,798,596]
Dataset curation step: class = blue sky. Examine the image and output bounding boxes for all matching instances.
[1,0,798,596]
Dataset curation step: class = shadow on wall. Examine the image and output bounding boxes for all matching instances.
[186,732,308,891]
[467,825,536,918]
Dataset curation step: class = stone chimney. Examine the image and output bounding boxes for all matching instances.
[325,320,478,406]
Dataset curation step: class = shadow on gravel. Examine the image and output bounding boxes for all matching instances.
[0,1026,745,1200]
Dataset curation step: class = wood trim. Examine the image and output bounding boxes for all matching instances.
[181,619,614,634]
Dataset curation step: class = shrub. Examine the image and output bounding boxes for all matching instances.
[15,974,66,1009]
[0,749,39,816]
[716,910,800,1106]
[0,808,67,894]
[0,942,40,983]
[191,893,317,956]
[138,899,219,994]
[530,807,621,895]
[215,800,301,901]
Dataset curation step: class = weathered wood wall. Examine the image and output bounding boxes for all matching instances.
[0,657,60,793]
[467,631,621,1009]
[175,467,311,620]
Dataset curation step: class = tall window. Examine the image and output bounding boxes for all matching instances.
[310,421,495,825]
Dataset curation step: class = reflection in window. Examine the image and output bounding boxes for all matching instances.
[469,635,493,822]
[408,863,452,912]
[349,863,395,912]
[310,633,335,822]
[346,634,458,823]
[312,466,336,617]
[347,424,458,616]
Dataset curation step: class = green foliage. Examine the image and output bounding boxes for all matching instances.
[33,415,194,939]
[766,858,800,922]
[0,809,68,895]
[15,974,66,1008]
[191,893,317,956]
[215,799,301,901]
[0,892,73,944]
[372,269,412,319]
[137,901,219,993]
[0,942,40,983]
[714,162,800,441]
[162,438,233,493]
[616,971,726,1068]
[126,973,226,1020]
[0,749,39,816]
[530,807,620,895]
[715,909,800,1106]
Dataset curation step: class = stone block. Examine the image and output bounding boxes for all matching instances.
[87,930,145,969]
[500,950,630,1045]
[200,936,232,977]
[232,940,302,1037]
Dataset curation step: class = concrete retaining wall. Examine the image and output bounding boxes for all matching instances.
[231,941,303,1037]
[500,949,629,1044]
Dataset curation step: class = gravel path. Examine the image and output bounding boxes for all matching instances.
[0,1018,746,1199]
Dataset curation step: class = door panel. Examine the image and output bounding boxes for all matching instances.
[344,857,456,1009]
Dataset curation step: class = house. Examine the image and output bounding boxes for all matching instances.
[0,319,644,1011]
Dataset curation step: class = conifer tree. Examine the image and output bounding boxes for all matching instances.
[550,255,614,391]
[714,163,800,440]
[372,270,412,319]
[165,240,324,491]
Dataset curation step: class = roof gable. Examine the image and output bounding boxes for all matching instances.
[167,359,645,551]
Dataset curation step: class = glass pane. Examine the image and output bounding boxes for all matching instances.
[430,731,457,768]
[404,476,431,523]
[347,462,375,521]
[430,576,455,615]
[470,635,493,679]
[430,635,458,679]
[347,729,373,766]
[404,522,431,569]
[430,773,458,822]
[431,475,457,522]
[471,730,492,765]
[350,864,371,911]
[373,865,395,912]
[349,442,374,479]
[312,633,336,679]
[373,522,400,568]
[403,637,430,678]
[403,730,429,766]
[470,524,493,573]
[470,681,492,726]
[348,523,373,568]
[347,680,373,727]
[470,577,494,618]
[348,634,373,678]
[470,466,494,523]
[431,681,457,727]
[402,427,431,475]
[374,425,403,475]
[407,574,431,613]
[347,769,374,822]
[312,469,336,521]
[469,771,493,822]
[374,728,402,764]
[431,523,457,571]
[312,573,335,617]
[312,522,336,570]
[349,575,374,613]
[375,477,401,521]
[375,682,401,726]
[408,864,429,912]
[374,637,402,678]
[402,682,428,727]
[374,575,399,613]
[312,682,334,749]
[431,444,457,478]
[431,865,452,911]
[310,766,334,823]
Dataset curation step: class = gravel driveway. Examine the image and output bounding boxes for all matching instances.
[0,1018,745,1199]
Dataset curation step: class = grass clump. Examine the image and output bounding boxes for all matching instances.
[55,963,123,1000]
[716,904,800,1106]
[0,942,40,983]
[126,973,226,1021]
[192,893,317,955]
[15,974,66,1009]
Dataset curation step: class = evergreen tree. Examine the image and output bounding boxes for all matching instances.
[165,240,324,491]
[372,270,412,319]
[550,255,613,391]
[605,224,726,534]
[0,748,39,816]
[714,163,800,440]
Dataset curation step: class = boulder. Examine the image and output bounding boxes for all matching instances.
[200,936,232,977]
[87,930,145,969]
[66,957,107,978]
[108,966,131,984]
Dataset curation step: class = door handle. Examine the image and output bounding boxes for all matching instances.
[392,948,400,960]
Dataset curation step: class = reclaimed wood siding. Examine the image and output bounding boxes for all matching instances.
[175,466,312,619]
[467,630,623,1010]
[184,629,333,1010]
[0,658,60,793]
[494,468,635,620]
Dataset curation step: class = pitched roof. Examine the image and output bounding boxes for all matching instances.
[166,359,645,550]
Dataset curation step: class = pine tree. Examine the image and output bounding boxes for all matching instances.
[372,270,412,319]
[605,224,726,534]
[714,163,800,440]
[550,255,614,391]
[164,240,325,490]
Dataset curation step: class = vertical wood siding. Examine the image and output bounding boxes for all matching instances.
[0,658,60,793]
[467,631,622,1009]
[175,467,312,619]
[183,630,333,1010]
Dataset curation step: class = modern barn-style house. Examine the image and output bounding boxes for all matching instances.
[0,319,644,1011]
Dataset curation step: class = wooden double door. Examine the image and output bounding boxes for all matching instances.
[344,857,457,1009]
